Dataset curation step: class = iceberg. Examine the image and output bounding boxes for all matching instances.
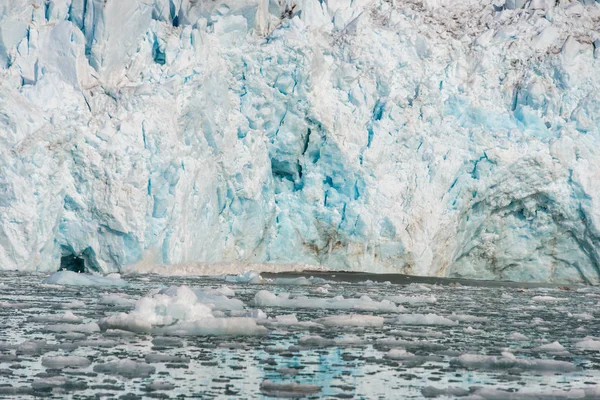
[0,0,599,283]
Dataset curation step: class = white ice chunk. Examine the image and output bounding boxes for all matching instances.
[317,314,384,327]
[453,353,577,372]
[533,341,566,352]
[41,356,91,369]
[99,285,266,336]
[575,337,600,351]
[394,313,458,326]
[254,290,402,312]
[44,271,127,287]
[30,311,81,323]
[99,293,136,307]
[384,295,437,305]
[260,380,321,397]
[93,360,156,378]
[385,348,415,359]
[531,296,567,302]
[509,332,529,341]
[44,322,101,333]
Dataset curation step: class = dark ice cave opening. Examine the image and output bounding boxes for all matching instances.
[60,254,86,273]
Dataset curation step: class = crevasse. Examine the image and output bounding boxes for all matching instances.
[0,0,599,283]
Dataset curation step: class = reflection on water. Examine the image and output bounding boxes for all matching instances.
[0,271,599,399]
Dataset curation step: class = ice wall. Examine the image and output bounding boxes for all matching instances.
[0,0,599,283]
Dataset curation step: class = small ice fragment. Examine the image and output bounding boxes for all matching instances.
[259,380,321,397]
[99,293,136,307]
[384,295,437,304]
[531,296,567,302]
[575,337,600,351]
[44,322,100,333]
[533,341,565,352]
[44,271,127,287]
[385,348,415,359]
[254,290,402,312]
[274,277,312,285]
[145,382,176,391]
[204,286,235,297]
[224,271,263,284]
[509,332,529,341]
[395,313,458,326]
[30,311,81,323]
[318,314,384,327]
[41,356,91,369]
[145,354,190,363]
[93,360,156,378]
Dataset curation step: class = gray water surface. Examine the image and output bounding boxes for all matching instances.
[0,271,599,399]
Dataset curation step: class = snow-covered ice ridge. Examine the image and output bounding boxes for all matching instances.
[1,0,599,283]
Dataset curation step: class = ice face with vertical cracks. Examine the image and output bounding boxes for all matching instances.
[1,0,600,283]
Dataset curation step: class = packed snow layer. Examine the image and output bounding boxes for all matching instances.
[0,0,600,283]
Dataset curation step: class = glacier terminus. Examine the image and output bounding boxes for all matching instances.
[1,0,600,283]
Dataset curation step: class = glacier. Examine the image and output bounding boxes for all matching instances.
[0,0,599,283]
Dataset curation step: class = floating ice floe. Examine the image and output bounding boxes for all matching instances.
[447,314,489,323]
[204,286,236,297]
[43,322,100,333]
[575,337,600,351]
[384,295,437,304]
[43,271,127,287]
[531,295,568,302]
[99,285,267,336]
[145,354,190,364]
[99,293,136,307]
[260,380,321,397]
[41,356,91,369]
[394,313,458,326]
[254,291,402,312]
[298,335,365,348]
[452,352,577,372]
[93,360,156,379]
[385,348,415,359]
[317,314,384,327]
[224,271,263,284]
[310,284,332,295]
[259,314,321,329]
[533,341,566,353]
[509,332,529,341]
[29,311,81,323]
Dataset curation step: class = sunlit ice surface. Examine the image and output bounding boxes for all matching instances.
[1,271,599,399]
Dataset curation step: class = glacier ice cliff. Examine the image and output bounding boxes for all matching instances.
[1,0,600,283]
